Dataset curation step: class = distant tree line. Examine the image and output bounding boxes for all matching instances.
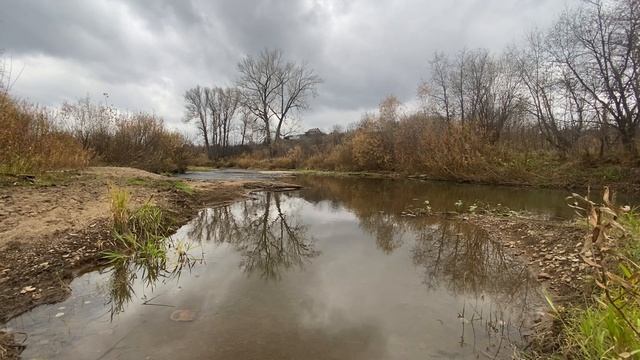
[223,0,639,187]
[183,49,321,159]
[422,0,639,157]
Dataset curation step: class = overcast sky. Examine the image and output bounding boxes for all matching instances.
[0,0,577,134]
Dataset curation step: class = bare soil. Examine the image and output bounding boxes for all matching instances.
[0,167,300,359]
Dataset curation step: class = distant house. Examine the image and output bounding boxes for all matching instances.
[284,128,326,140]
[304,128,324,137]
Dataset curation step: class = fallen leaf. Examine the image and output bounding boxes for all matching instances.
[20,286,36,294]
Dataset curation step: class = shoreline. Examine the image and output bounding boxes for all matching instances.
[194,166,640,195]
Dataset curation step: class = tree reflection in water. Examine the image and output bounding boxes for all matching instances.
[359,211,406,253]
[188,192,319,280]
[102,179,536,357]
[293,176,539,355]
[294,176,536,306]
[356,213,537,356]
[103,192,317,318]
[408,218,537,354]
[411,219,534,299]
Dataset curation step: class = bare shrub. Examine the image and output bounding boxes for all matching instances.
[0,93,89,173]
[105,114,189,173]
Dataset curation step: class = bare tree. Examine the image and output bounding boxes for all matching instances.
[59,95,115,155]
[270,60,321,147]
[424,48,524,142]
[217,87,240,149]
[452,48,468,123]
[237,49,321,151]
[517,32,584,154]
[238,107,255,146]
[427,52,452,122]
[237,49,285,146]
[202,86,241,156]
[548,0,640,156]
[482,51,525,143]
[183,86,211,158]
[204,87,219,150]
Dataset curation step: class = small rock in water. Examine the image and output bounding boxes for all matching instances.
[170,309,196,322]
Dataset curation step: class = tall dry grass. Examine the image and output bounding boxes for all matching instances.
[0,93,89,174]
[1,93,192,175]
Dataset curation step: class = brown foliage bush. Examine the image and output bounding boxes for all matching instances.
[104,114,190,173]
[392,114,434,172]
[351,130,391,170]
[0,93,89,173]
[1,94,191,175]
[58,97,192,173]
[420,123,510,181]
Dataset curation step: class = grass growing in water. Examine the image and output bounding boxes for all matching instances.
[104,186,172,263]
[103,186,202,318]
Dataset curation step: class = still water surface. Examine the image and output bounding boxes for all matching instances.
[7,174,565,359]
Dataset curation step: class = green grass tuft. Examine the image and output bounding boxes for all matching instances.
[172,180,194,194]
[563,297,640,359]
[105,185,172,264]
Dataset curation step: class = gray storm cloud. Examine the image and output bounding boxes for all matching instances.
[0,0,576,132]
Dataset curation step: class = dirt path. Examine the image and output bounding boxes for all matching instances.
[0,167,300,359]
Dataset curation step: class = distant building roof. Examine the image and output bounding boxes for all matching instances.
[304,128,324,136]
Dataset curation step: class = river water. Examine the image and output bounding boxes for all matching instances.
[6,172,590,359]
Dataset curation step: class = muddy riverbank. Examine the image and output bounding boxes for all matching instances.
[0,167,300,359]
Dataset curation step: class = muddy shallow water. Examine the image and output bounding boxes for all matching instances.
[5,174,576,359]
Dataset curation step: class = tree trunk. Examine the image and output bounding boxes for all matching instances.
[621,131,638,157]
[263,118,271,146]
[203,132,211,160]
[273,119,283,150]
